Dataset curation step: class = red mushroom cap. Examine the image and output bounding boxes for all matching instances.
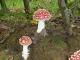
[69,50,80,60]
[33,9,51,21]
[19,36,32,46]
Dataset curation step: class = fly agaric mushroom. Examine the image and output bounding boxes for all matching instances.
[33,9,51,36]
[69,50,80,60]
[19,36,32,60]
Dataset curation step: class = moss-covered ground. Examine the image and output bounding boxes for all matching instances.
[0,14,80,60]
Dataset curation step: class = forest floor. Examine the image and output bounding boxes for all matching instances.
[0,14,80,60]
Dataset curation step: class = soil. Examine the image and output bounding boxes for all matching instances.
[0,16,80,60]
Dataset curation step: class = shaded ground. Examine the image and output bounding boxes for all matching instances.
[0,15,80,60]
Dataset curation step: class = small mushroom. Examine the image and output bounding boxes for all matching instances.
[19,36,32,60]
[33,9,51,36]
[69,50,80,60]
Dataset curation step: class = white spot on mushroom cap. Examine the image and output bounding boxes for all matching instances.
[36,17,39,18]
[45,16,48,18]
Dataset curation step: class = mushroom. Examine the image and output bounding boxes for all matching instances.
[19,36,32,60]
[69,50,80,60]
[33,9,51,36]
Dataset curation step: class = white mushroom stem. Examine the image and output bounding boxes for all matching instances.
[37,20,45,33]
[22,45,29,60]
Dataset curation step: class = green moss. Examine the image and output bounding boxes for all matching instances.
[54,36,67,49]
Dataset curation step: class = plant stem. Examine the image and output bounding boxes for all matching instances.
[37,20,45,33]
[22,45,29,60]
